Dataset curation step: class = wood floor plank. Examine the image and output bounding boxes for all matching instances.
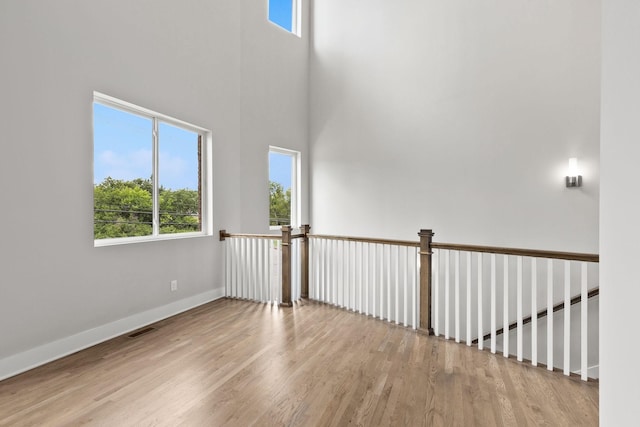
[0,298,598,426]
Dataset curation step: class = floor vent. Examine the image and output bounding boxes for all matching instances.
[128,327,155,338]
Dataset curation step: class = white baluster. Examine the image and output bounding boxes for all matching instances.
[343,240,348,308]
[263,239,269,302]
[277,240,283,304]
[247,238,252,301]
[434,249,440,336]
[241,238,247,299]
[478,253,483,350]
[517,256,523,362]
[358,242,363,313]
[387,245,392,322]
[323,239,328,303]
[364,243,370,316]
[455,250,460,343]
[445,250,450,340]
[547,259,553,371]
[339,240,344,307]
[491,253,497,354]
[266,239,272,302]
[325,240,330,304]
[351,241,356,311]
[309,239,314,300]
[564,260,571,376]
[234,238,240,299]
[324,240,328,302]
[224,238,230,297]
[251,238,257,301]
[317,239,321,300]
[256,239,262,302]
[331,240,342,306]
[395,245,400,324]
[413,247,418,329]
[466,252,472,346]
[503,255,509,358]
[344,241,353,310]
[380,244,384,320]
[581,262,588,381]
[531,258,537,366]
[293,240,299,301]
[404,246,409,327]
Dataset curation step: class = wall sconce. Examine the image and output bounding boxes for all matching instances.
[566,157,582,188]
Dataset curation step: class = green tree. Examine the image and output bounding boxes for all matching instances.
[159,188,201,234]
[94,177,153,239]
[270,181,290,226]
[94,177,200,239]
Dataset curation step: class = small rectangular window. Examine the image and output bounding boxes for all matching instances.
[269,147,300,228]
[268,0,301,36]
[93,92,211,246]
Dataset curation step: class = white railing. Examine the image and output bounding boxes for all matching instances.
[309,236,420,329]
[431,246,599,380]
[224,235,283,304]
[220,227,599,381]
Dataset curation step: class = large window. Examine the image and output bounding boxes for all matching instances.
[93,92,211,245]
[268,0,301,36]
[269,147,300,228]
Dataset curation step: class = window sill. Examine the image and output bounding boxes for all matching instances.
[94,231,211,247]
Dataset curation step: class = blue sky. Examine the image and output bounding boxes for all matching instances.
[269,0,293,32]
[269,151,292,190]
[94,103,199,191]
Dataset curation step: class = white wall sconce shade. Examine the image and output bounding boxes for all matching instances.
[566,157,583,188]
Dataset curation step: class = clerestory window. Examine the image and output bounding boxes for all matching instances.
[268,0,301,36]
[93,92,212,246]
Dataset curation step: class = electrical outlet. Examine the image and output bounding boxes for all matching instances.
[170,280,178,292]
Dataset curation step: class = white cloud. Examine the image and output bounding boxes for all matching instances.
[95,148,196,189]
[96,149,152,182]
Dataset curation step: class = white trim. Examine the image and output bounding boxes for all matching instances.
[94,231,210,247]
[0,288,224,382]
[152,117,160,236]
[293,0,302,37]
[93,92,208,134]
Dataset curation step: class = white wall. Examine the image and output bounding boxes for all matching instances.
[310,0,600,253]
[0,0,308,379]
[600,0,640,423]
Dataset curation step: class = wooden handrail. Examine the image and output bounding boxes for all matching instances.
[219,230,282,241]
[431,242,599,263]
[219,231,306,241]
[309,234,420,248]
[222,231,598,263]
[472,287,600,344]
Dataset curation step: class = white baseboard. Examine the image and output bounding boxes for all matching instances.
[0,288,225,382]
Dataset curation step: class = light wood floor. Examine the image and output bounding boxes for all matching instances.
[0,298,598,426]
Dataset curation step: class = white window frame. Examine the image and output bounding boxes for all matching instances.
[268,0,302,37]
[269,146,301,230]
[93,92,213,247]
